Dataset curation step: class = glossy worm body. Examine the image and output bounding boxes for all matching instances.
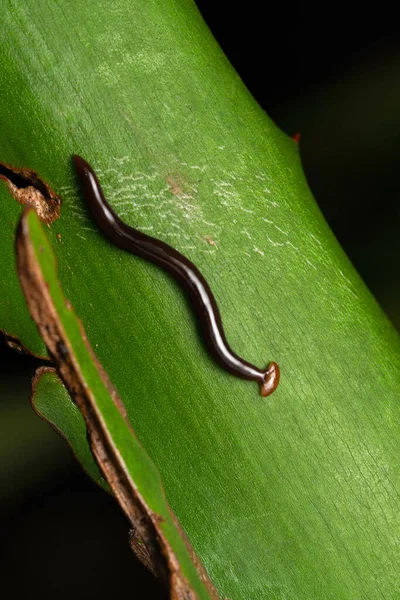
[73,156,280,396]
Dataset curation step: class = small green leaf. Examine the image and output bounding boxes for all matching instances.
[32,367,109,492]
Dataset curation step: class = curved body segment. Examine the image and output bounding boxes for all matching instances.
[73,155,280,397]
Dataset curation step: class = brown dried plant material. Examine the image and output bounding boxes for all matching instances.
[0,162,60,224]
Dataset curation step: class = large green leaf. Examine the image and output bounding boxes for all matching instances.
[1,1,400,598]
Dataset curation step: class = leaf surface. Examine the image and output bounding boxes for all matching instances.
[1,1,400,598]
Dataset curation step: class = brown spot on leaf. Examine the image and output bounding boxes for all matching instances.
[166,171,197,199]
[203,235,217,247]
[0,161,60,224]
[166,174,185,196]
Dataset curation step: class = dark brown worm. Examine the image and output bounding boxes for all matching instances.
[73,155,280,396]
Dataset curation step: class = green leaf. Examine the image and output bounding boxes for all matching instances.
[1,1,400,598]
[31,367,109,492]
[16,208,217,600]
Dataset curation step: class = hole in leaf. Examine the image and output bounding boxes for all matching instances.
[0,161,61,224]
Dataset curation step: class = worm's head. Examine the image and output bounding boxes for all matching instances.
[261,362,280,397]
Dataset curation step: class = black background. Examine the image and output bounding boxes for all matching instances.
[1,4,399,598]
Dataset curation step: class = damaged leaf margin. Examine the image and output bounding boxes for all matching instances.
[16,208,219,600]
[0,161,60,224]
